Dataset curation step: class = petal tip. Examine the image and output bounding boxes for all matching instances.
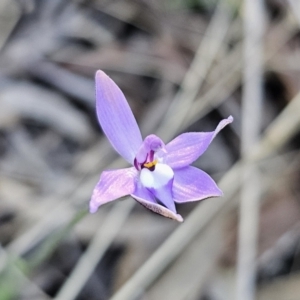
[217,191,224,198]
[210,189,223,199]
[176,214,184,222]
[95,70,113,87]
[228,115,234,123]
[215,186,224,197]
[95,70,107,79]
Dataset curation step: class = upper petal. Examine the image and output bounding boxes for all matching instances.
[95,71,143,164]
[90,167,137,213]
[172,166,222,203]
[131,184,183,222]
[165,116,233,169]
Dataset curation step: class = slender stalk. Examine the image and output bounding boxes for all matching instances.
[236,0,265,300]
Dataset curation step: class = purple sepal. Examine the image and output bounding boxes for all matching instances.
[172,166,222,203]
[95,71,143,164]
[90,167,137,213]
[165,116,233,169]
[131,185,183,222]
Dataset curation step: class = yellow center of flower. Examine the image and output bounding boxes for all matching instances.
[143,159,158,169]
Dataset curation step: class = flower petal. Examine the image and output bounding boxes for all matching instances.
[172,166,222,203]
[165,116,233,169]
[95,70,143,164]
[140,163,173,189]
[140,163,176,212]
[90,167,137,213]
[131,184,183,222]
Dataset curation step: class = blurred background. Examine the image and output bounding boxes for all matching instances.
[0,0,300,299]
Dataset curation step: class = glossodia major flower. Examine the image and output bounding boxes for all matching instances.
[90,70,233,222]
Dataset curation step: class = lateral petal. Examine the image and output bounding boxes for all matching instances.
[165,116,233,169]
[95,70,143,164]
[172,166,222,203]
[90,167,137,213]
[131,184,183,222]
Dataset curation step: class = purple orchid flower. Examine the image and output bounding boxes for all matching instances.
[90,71,233,222]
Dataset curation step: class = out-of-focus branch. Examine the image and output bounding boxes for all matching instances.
[237,1,265,300]
[54,200,135,300]
[287,0,300,26]
[156,1,232,141]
